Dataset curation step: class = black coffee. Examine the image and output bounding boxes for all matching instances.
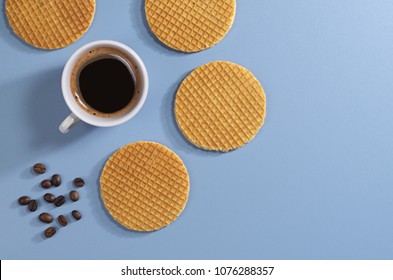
[71,47,140,118]
[78,58,135,114]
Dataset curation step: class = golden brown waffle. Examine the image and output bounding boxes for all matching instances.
[175,61,266,152]
[145,0,236,52]
[100,142,190,232]
[6,0,96,49]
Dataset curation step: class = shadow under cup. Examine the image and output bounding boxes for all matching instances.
[61,41,148,128]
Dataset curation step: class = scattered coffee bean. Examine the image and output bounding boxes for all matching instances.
[73,178,85,187]
[71,210,81,220]
[51,174,61,187]
[33,163,46,174]
[69,191,79,202]
[40,179,52,189]
[44,227,56,238]
[54,195,65,207]
[39,213,53,223]
[57,215,68,227]
[43,193,56,203]
[28,200,38,212]
[18,196,30,206]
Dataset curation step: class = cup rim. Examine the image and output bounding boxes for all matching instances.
[61,40,149,127]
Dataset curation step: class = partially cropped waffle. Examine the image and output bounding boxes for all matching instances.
[6,0,96,49]
[145,0,236,52]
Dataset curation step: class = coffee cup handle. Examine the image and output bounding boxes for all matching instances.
[59,113,80,134]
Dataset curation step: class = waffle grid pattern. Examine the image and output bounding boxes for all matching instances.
[100,142,189,231]
[145,0,236,52]
[175,61,266,151]
[6,0,96,49]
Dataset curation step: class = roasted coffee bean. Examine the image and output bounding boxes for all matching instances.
[28,200,38,212]
[39,212,53,223]
[40,179,52,189]
[53,195,65,207]
[51,174,61,187]
[71,210,81,220]
[69,191,79,202]
[73,178,85,187]
[18,196,30,206]
[33,163,46,174]
[44,227,56,238]
[57,215,68,227]
[43,193,56,203]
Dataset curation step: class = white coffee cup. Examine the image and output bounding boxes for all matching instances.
[59,40,148,133]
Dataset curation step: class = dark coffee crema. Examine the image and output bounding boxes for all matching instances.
[71,47,141,118]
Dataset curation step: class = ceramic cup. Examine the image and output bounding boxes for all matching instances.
[59,40,148,133]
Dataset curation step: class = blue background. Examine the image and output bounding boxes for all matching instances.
[1,0,393,260]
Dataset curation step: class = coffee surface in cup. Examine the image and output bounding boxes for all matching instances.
[71,47,141,118]
[79,58,135,114]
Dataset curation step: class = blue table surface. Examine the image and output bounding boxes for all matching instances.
[1,0,393,260]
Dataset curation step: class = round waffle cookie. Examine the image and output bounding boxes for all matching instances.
[100,142,190,232]
[175,61,266,152]
[6,0,96,49]
[145,0,236,52]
